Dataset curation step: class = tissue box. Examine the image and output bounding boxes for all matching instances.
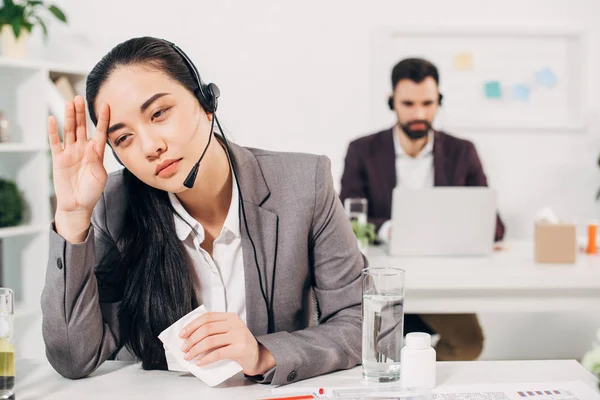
[534,222,577,264]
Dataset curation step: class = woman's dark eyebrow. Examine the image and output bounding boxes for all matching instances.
[106,93,171,137]
[140,92,170,113]
[107,122,125,136]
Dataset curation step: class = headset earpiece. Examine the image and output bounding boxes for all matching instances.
[439,93,444,107]
[202,82,220,113]
[165,39,220,114]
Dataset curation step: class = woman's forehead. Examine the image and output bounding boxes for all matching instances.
[97,66,181,112]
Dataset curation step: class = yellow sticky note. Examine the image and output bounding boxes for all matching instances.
[454,53,473,70]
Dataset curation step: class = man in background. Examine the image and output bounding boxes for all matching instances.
[340,57,505,361]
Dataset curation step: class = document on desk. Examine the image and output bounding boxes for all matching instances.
[272,380,598,400]
[432,380,599,400]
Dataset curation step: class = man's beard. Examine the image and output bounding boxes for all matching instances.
[400,120,432,140]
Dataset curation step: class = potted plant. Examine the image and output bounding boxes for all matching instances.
[351,220,376,255]
[0,0,67,59]
[582,329,600,389]
[0,178,25,228]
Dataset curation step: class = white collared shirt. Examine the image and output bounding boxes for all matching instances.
[168,174,246,324]
[392,125,435,190]
[379,127,435,242]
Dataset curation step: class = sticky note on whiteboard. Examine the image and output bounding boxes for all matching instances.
[454,53,473,70]
[512,84,530,101]
[535,68,558,88]
[484,81,502,99]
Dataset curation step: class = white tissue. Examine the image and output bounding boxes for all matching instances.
[163,344,188,372]
[158,305,242,387]
[535,207,559,224]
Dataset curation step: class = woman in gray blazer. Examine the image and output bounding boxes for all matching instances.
[42,37,364,386]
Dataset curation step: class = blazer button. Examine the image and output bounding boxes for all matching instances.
[57,259,63,270]
[287,370,297,382]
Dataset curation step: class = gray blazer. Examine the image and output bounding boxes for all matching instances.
[41,142,364,386]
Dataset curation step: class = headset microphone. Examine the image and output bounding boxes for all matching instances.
[183,113,215,189]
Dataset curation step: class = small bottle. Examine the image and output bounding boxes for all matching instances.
[0,289,14,400]
[587,221,597,254]
[400,332,436,390]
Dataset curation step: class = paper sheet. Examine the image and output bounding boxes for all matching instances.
[454,53,473,70]
[484,81,502,99]
[512,84,531,102]
[433,380,599,399]
[272,380,599,400]
[158,305,242,387]
[535,68,558,88]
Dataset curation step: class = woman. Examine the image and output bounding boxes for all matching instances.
[41,36,364,386]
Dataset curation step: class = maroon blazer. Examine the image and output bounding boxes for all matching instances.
[340,128,505,242]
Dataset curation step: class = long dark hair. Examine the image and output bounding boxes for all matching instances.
[86,37,203,369]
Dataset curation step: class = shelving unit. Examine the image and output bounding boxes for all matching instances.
[0,225,47,239]
[0,143,47,152]
[0,56,88,359]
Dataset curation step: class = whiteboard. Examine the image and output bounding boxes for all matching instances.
[368,27,587,132]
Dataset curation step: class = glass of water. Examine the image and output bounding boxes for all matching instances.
[344,198,368,225]
[362,267,405,382]
[345,198,370,253]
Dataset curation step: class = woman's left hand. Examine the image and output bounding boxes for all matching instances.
[179,312,276,376]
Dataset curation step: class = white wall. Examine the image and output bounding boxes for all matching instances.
[30,0,600,360]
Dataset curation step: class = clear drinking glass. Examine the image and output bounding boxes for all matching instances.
[361,268,405,382]
[344,198,368,226]
[345,198,370,253]
[0,289,14,400]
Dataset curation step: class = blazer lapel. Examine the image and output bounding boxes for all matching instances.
[433,130,449,186]
[227,141,279,336]
[376,128,397,193]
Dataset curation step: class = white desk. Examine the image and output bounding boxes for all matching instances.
[367,241,600,314]
[16,359,598,399]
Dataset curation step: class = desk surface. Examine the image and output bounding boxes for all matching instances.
[16,359,598,400]
[367,240,600,313]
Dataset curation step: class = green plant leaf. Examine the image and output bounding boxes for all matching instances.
[0,178,25,228]
[28,1,44,6]
[1,0,16,17]
[11,17,20,38]
[1,3,25,32]
[48,5,67,23]
[12,4,26,20]
[351,220,377,243]
[34,16,47,38]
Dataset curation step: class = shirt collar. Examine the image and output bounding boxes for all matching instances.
[393,125,435,159]
[168,170,240,243]
[222,173,241,238]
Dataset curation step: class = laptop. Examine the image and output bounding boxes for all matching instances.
[388,187,497,257]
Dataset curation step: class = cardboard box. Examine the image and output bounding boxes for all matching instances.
[534,222,577,264]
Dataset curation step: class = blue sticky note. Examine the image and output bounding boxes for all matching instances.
[535,68,557,88]
[484,81,502,99]
[512,84,530,101]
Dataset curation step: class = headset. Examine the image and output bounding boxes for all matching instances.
[108,39,276,335]
[387,92,443,110]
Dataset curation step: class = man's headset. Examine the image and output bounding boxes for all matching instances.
[387,93,444,110]
[108,39,277,335]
